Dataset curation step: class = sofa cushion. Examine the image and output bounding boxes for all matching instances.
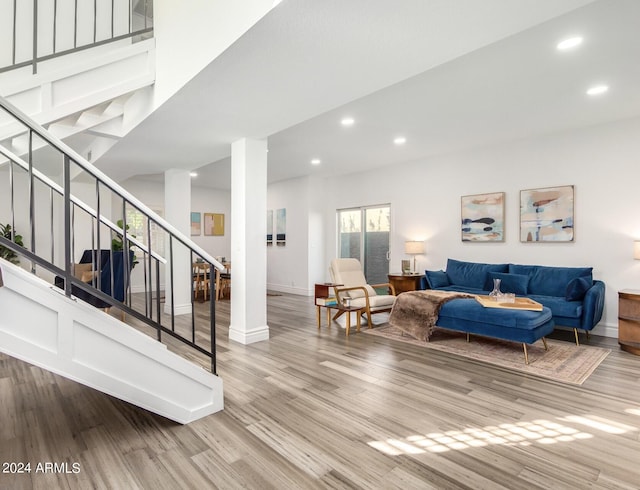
[446,259,508,290]
[425,270,450,289]
[438,298,553,329]
[437,285,487,295]
[565,276,593,301]
[509,264,593,297]
[528,295,583,319]
[487,272,529,295]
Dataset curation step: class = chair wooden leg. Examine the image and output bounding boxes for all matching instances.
[573,328,580,346]
[542,337,548,351]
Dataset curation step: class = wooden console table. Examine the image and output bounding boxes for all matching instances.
[619,289,640,355]
[387,273,424,294]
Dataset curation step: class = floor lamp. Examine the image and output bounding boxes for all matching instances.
[404,240,424,273]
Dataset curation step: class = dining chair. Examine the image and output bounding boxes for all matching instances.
[193,262,211,301]
[215,268,231,301]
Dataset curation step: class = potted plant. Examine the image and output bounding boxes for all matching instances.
[111,219,139,268]
[0,223,24,264]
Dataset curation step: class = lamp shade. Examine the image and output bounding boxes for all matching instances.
[404,240,424,255]
[634,240,640,260]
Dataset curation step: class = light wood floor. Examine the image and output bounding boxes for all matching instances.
[1,293,640,489]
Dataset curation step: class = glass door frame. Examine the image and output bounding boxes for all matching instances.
[336,203,391,284]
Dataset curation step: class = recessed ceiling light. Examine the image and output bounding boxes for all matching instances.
[311,158,321,165]
[190,172,198,177]
[586,85,609,96]
[394,137,407,145]
[341,117,355,126]
[557,36,583,51]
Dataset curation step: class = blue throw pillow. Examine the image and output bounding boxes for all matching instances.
[487,272,530,295]
[566,276,593,301]
[425,270,450,289]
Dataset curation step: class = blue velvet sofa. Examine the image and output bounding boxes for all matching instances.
[420,258,605,343]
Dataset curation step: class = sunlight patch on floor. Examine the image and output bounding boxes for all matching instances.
[560,415,637,434]
[367,415,638,456]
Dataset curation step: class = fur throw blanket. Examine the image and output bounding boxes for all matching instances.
[389,290,474,341]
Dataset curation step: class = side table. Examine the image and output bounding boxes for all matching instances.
[387,272,424,294]
[619,289,640,355]
[315,283,342,328]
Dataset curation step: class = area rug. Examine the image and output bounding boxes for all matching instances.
[363,325,610,385]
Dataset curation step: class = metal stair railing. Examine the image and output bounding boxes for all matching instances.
[0,95,223,374]
[1,0,154,74]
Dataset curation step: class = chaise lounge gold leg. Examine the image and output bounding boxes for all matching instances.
[586,330,591,340]
[573,328,580,346]
[466,332,470,342]
[542,337,548,351]
[523,343,529,365]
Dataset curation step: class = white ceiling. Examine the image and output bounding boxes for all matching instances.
[95,0,640,189]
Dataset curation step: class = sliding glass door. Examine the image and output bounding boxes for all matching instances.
[337,205,390,284]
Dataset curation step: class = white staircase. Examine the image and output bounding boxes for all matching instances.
[0,259,223,424]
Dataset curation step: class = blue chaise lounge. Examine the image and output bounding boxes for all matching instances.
[420,258,605,344]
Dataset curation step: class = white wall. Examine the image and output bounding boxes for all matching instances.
[267,176,315,295]
[119,177,231,291]
[319,117,640,336]
[120,177,231,255]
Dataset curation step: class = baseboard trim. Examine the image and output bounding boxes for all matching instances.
[267,283,312,296]
[131,284,164,294]
[229,324,270,345]
[163,303,192,316]
[593,323,617,339]
[556,323,617,339]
